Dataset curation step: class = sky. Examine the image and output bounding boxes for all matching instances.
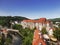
[0,0,60,19]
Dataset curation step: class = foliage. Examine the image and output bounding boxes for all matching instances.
[0,16,28,21]
[53,27,60,40]
[22,28,34,45]
[49,18,60,22]
[41,27,47,34]
[1,33,5,45]
[0,16,28,28]
[4,38,12,45]
[12,24,34,45]
[0,34,2,45]
[12,24,22,30]
[0,33,12,45]
[58,24,60,28]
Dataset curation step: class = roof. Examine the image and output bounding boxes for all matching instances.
[23,19,34,22]
[22,18,51,23]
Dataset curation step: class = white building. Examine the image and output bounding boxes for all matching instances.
[21,18,53,31]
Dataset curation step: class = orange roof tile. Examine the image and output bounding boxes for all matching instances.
[23,19,34,22]
[32,29,46,45]
[22,18,51,24]
[46,20,51,24]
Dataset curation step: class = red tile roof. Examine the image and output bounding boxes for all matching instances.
[22,18,51,23]
[32,29,46,45]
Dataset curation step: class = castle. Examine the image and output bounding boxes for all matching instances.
[21,18,57,45]
[21,18,53,31]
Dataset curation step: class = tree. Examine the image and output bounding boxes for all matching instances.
[22,28,34,45]
[53,27,60,45]
[41,27,47,34]
[12,24,22,30]
[53,30,60,40]
[12,24,34,45]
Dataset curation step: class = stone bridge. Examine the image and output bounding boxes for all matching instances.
[0,29,23,38]
[0,29,23,45]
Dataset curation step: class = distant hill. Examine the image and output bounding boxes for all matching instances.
[0,16,29,27]
[0,16,29,21]
[49,18,60,22]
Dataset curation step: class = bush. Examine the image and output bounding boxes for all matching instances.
[53,29,60,40]
[41,27,47,34]
[22,28,34,45]
[12,24,22,30]
[12,24,34,45]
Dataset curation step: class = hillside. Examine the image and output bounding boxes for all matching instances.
[0,16,29,27]
[49,18,60,22]
[0,16,29,21]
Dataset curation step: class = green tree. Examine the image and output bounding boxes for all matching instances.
[12,24,22,30]
[53,30,60,40]
[4,38,12,45]
[53,27,60,45]
[22,28,34,45]
[12,24,34,45]
[41,27,47,34]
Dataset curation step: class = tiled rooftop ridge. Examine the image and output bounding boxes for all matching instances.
[22,18,51,23]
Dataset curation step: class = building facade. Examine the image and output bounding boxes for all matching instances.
[21,18,53,30]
